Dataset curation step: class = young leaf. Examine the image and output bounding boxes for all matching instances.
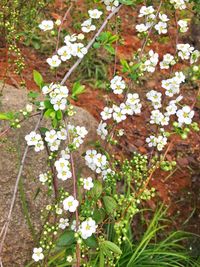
[0,113,13,120]
[71,82,85,101]
[101,241,122,255]
[83,235,98,248]
[90,180,103,198]
[103,196,117,214]
[119,0,134,5]
[56,230,75,247]
[33,70,43,88]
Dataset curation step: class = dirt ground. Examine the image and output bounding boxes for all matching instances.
[0,1,200,237]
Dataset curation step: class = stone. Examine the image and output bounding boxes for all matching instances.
[0,84,98,266]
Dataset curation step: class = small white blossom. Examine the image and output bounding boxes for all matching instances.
[81,19,96,33]
[39,20,53,31]
[79,218,97,239]
[88,9,103,19]
[39,173,48,184]
[32,247,44,262]
[63,196,79,212]
[47,55,61,68]
[176,106,194,126]
[58,218,69,229]
[83,177,94,190]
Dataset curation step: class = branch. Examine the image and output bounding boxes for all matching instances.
[61,4,122,85]
[0,112,43,262]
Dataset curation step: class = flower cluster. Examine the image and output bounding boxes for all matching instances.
[161,71,185,97]
[47,34,88,67]
[169,0,189,10]
[58,218,69,229]
[103,0,119,12]
[81,9,102,33]
[68,124,88,149]
[143,50,159,73]
[178,20,188,33]
[160,53,176,69]
[55,157,72,181]
[42,83,69,111]
[154,13,169,35]
[85,150,108,174]
[177,43,194,61]
[146,134,167,151]
[110,75,126,94]
[78,218,97,239]
[136,6,155,33]
[25,131,44,152]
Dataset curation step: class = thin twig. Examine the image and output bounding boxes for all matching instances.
[55,4,73,52]
[0,112,43,263]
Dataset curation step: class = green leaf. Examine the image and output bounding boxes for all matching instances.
[33,70,43,88]
[93,42,101,49]
[56,110,63,120]
[44,109,55,119]
[93,208,106,224]
[119,0,134,5]
[0,112,13,120]
[103,196,117,214]
[101,241,122,255]
[84,235,98,248]
[71,82,85,101]
[104,44,115,55]
[90,180,103,198]
[56,230,75,247]
[120,59,131,72]
[39,127,49,135]
[28,91,39,99]
[44,100,53,109]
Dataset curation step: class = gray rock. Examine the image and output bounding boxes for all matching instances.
[0,84,98,266]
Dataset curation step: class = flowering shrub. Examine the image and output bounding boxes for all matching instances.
[0,0,200,267]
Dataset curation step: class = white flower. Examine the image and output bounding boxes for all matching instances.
[139,6,155,17]
[49,139,61,152]
[57,128,67,140]
[113,105,126,123]
[104,0,119,12]
[177,43,194,60]
[159,13,169,22]
[55,19,61,26]
[143,50,159,72]
[72,43,88,58]
[85,150,97,164]
[190,50,200,64]
[93,153,107,168]
[63,196,79,212]
[178,20,188,33]
[97,121,108,140]
[154,21,167,34]
[160,53,175,69]
[88,9,103,19]
[83,177,94,190]
[81,19,96,33]
[170,0,188,10]
[156,135,167,151]
[58,218,69,229]
[39,20,53,31]
[51,97,67,111]
[110,75,126,94]
[146,135,157,147]
[101,107,113,120]
[25,131,41,146]
[79,218,97,239]
[77,33,85,40]
[56,207,63,215]
[58,46,72,61]
[64,34,77,44]
[136,23,148,33]
[47,55,61,68]
[39,173,48,184]
[176,106,194,126]
[67,255,73,262]
[26,104,33,113]
[32,247,44,262]
[45,129,57,143]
